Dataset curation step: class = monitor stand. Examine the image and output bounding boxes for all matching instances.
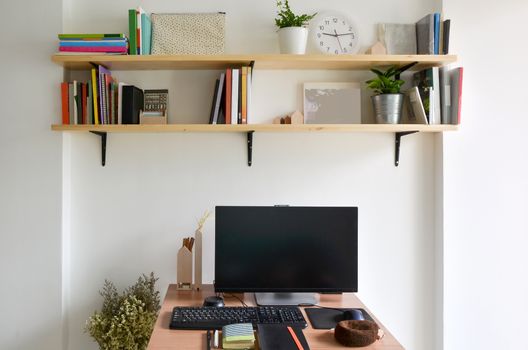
[255,293,319,306]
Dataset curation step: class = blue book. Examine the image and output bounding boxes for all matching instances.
[434,13,440,54]
[141,13,152,55]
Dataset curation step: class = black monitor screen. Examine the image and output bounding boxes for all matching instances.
[214,206,358,293]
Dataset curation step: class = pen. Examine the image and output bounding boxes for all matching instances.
[287,326,304,350]
[206,330,211,350]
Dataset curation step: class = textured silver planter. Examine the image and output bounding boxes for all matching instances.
[371,93,404,124]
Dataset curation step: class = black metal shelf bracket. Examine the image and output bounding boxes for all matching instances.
[395,131,418,167]
[90,131,107,167]
[247,131,254,167]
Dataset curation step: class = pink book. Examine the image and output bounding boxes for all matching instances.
[59,46,127,52]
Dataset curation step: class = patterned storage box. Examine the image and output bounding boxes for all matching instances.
[151,13,225,55]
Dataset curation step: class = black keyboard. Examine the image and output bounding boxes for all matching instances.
[169,306,307,330]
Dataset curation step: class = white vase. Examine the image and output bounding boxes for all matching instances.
[278,27,308,54]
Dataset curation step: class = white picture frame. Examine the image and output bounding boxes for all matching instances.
[303,82,361,124]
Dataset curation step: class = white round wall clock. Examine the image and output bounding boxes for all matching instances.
[311,12,360,55]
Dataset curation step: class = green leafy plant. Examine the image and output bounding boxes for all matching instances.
[366,66,405,94]
[275,0,316,28]
[85,273,161,350]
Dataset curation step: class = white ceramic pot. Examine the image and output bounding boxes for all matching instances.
[278,27,308,54]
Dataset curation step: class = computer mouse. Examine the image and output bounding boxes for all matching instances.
[203,296,225,307]
[342,309,364,321]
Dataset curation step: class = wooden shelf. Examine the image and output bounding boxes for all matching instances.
[51,54,457,71]
[51,124,458,133]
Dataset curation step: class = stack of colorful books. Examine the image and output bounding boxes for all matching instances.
[58,34,128,54]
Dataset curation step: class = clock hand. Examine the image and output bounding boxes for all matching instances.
[322,32,337,37]
[334,29,344,53]
[335,32,355,37]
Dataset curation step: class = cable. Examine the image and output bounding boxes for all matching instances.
[222,293,248,307]
[298,303,347,313]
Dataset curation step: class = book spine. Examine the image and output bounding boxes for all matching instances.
[231,69,239,125]
[434,13,440,55]
[91,68,99,125]
[225,69,232,124]
[443,20,450,54]
[82,83,87,124]
[247,66,252,124]
[61,82,69,124]
[73,80,78,125]
[241,67,247,124]
[87,80,93,124]
[59,46,128,52]
[128,9,137,55]
[209,79,220,124]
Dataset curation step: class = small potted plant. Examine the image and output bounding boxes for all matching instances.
[275,0,316,54]
[366,66,406,124]
[85,273,161,350]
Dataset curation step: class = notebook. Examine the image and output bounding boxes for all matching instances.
[257,324,310,350]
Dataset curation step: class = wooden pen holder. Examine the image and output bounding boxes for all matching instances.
[176,246,192,290]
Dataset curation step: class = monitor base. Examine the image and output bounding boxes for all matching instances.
[255,292,319,306]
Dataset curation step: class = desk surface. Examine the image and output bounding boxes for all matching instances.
[148,284,404,350]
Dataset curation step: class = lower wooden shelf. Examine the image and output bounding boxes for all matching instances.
[51,123,458,133]
[51,123,458,167]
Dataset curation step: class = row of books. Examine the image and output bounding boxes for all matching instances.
[209,66,253,125]
[406,67,463,125]
[60,65,140,125]
[416,13,450,55]
[58,34,128,54]
[128,7,152,55]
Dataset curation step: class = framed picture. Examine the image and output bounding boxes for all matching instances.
[303,82,361,124]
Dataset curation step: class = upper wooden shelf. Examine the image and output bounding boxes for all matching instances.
[51,54,457,71]
[51,124,458,133]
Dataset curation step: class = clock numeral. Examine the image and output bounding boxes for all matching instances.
[320,41,324,46]
[342,21,346,25]
[349,26,353,32]
[317,33,321,38]
[333,18,338,23]
[349,42,353,47]
[327,47,330,52]
[350,33,355,39]
[325,20,330,25]
[319,25,324,30]
[335,49,339,54]
[343,48,348,53]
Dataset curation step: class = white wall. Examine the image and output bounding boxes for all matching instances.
[0,0,63,349]
[442,0,528,349]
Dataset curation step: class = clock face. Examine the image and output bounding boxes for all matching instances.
[312,14,359,55]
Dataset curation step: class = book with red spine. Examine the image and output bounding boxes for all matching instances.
[225,69,232,124]
[61,82,69,124]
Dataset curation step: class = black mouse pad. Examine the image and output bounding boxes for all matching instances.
[304,308,373,329]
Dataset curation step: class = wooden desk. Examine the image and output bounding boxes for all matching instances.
[148,285,404,350]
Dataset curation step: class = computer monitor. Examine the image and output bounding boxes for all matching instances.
[214,206,358,305]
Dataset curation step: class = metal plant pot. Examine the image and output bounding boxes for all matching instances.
[371,93,404,124]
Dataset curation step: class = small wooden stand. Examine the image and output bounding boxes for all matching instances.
[176,246,192,290]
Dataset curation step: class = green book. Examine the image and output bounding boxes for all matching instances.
[128,9,137,55]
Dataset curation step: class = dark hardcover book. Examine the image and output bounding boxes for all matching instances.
[212,73,225,124]
[122,85,144,124]
[209,79,220,124]
[442,19,451,54]
[416,14,435,54]
[257,324,310,350]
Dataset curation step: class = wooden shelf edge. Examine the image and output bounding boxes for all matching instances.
[51,124,459,133]
[51,54,458,70]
